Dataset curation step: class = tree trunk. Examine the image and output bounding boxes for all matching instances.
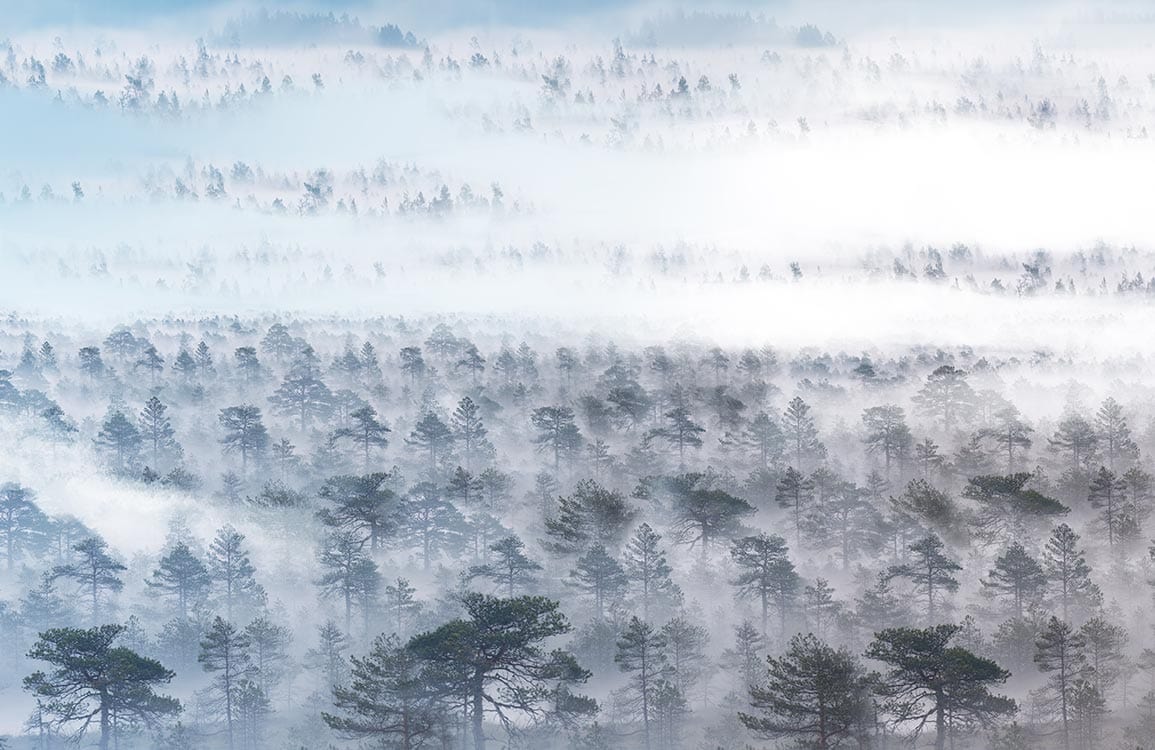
[99,694,111,750]
[471,675,486,750]
[934,692,946,750]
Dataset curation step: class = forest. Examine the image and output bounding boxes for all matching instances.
[4,1,1155,749]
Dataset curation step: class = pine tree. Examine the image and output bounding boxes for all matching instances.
[24,625,180,750]
[269,351,334,431]
[740,633,871,750]
[984,406,1034,472]
[731,533,798,637]
[469,535,542,598]
[451,396,491,471]
[446,466,483,508]
[544,479,636,555]
[324,633,444,749]
[78,346,106,380]
[398,346,426,383]
[566,545,627,620]
[400,483,466,571]
[1035,616,1087,750]
[244,616,292,700]
[219,405,270,474]
[782,396,824,470]
[138,396,181,473]
[333,405,390,470]
[912,365,975,432]
[868,624,1015,750]
[305,620,350,692]
[317,473,399,552]
[207,525,263,621]
[1079,615,1126,703]
[615,616,670,750]
[408,594,589,750]
[982,542,1046,620]
[665,474,754,555]
[913,437,945,479]
[406,412,455,480]
[820,483,884,570]
[199,617,255,750]
[530,405,584,472]
[172,348,198,383]
[775,467,815,546]
[660,615,709,701]
[51,537,126,624]
[317,530,380,634]
[732,410,785,470]
[1043,524,1094,622]
[1087,466,1128,548]
[383,578,423,638]
[1094,397,1138,471]
[889,534,961,624]
[234,346,263,384]
[963,473,1067,545]
[862,404,913,479]
[622,523,680,620]
[722,620,768,692]
[1049,413,1098,475]
[0,482,49,571]
[194,340,214,374]
[95,409,143,476]
[260,324,296,361]
[146,543,211,620]
[802,578,842,641]
[135,344,165,385]
[456,344,486,383]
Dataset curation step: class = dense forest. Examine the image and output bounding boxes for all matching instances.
[3,322,1155,750]
[4,1,1155,749]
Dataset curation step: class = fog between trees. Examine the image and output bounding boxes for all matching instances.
[4,1,1155,749]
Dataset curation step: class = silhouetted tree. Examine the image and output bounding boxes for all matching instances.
[146,542,211,620]
[622,523,680,620]
[333,405,390,470]
[615,616,670,750]
[1035,616,1087,750]
[666,474,754,554]
[324,633,445,749]
[779,396,823,470]
[408,593,590,750]
[863,404,913,478]
[199,616,255,750]
[731,533,795,636]
[406,412,455,480]
[208,525,263,621]
[740,633,871,750]
[52,537,126,624]
[545,479,636,555]
[868,624,1016,750]
[889,535,961,624]
[400,483,466,570]
[982,542,1046,620]
[95,409,142,476]
[0,482,49,571]
[469,535,542,598]
[24,625,180,750]
[219,405,270,474]
[530,405,583,472]
[318,473,399,552]
[566,544,627,620]
[913,365,975,432]
[270,351,334,430]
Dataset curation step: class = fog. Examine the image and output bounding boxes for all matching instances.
[2,1,1155,749]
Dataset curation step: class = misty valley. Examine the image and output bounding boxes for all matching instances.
[3,2,1155,750]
